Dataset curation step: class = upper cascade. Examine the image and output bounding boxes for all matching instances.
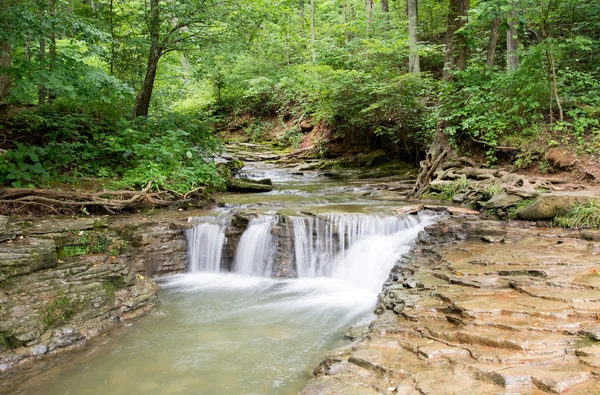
[232,215,277,277]
[292,213,435,291]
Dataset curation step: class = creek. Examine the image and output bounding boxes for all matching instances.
[8,161,435,395]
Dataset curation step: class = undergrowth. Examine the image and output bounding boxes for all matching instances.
[553,200,600,228]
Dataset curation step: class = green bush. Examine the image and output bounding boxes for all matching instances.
[553,200,600,228]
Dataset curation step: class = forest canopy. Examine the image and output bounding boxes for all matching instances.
[0,0,598,193]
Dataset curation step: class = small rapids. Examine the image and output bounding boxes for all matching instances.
[9,160,437,395]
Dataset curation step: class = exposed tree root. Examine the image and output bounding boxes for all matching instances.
[0,181,214,215]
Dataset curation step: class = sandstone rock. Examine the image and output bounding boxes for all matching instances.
[483,192,523,209]
[517,191,598,220]
[392,205,424,216]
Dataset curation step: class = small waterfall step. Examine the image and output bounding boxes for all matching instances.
[186,216,230,273]
[233,216,277,277]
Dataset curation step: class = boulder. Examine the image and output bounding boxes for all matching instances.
[227,179,275,193]
[517,191,598,220]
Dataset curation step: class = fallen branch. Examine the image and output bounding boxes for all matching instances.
[0,181,214,215]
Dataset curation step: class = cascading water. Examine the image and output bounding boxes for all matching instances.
[186,216,229,272]
[292,213,433,290]
[233,216,276,277]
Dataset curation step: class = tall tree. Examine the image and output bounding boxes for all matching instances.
[442,0,469,80]
[407,0,420,73]
[506,2,519,71]
[486,17,499,67]
[132,0,223,118]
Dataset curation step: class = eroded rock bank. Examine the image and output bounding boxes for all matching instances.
[0,212,193,374]
[302,218,600,394]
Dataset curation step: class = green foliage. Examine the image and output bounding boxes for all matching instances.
[437,178,469,201]
[0,143,50,188]
[480,185,503,201]
[58,245,90,258]
[279,127,304,149]
[553,200,600,229]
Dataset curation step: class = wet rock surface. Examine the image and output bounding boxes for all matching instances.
[0,211,195,375]
[302,219,600,394]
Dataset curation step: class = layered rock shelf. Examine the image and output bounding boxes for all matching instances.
[0,212,193,374]
[302,219,600,394]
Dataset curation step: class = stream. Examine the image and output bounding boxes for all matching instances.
[7,160,435,395]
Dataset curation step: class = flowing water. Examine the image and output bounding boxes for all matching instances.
[5,160,436,395]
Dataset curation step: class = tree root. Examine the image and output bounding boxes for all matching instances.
[0,181,215,215]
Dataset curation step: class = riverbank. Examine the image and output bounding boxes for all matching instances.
[302,218,600,394]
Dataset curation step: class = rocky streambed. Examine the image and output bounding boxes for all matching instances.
[302,218,600,394]
[1,143,600,394]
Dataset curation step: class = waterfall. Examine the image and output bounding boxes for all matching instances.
[291,213,433,291]
[233,216,276,277]
[186,217,228,273]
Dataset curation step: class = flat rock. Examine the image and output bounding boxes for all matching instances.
[483,192,524,209]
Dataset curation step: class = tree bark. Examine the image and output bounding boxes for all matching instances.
[407,0,420,73]
[506,4,519,71]
[442,0,469,80]
[381,0,389,13]
[38,39,47,104]
[132,0,162,118]
[298,0,304,34]
[365,0,374,36]
[486,17,499,68]
[0,41,10,102]
[310,0,316,62]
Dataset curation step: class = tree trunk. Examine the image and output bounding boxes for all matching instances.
[48,0,57,101]
[442,0,469,80]
[365,0,374,36]
[412,0,469,196]
[381,0,389,13]
[310,0,316,62]
[407,0,420,73]
[343,1,350,45]
[0,41,11,102]
[298,0,304,34]
[132,0,161,118]
[486,17,499,68]
[506,6,519,71]
[38,39,47,104]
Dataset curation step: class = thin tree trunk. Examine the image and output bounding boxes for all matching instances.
[109,0,115,75]
[381,0,389,13]
[343,1,349,45]
[38,39,47,104]
[506,5,519,71]
[547,50,563,122]
[299,0,304,35]
[132,0,161,118]
[486,17,499,68]
[407,0,420,73]
[310,0,316,62]
[365,0,373,36]
[48,0,57,100]
[0,42,11,102]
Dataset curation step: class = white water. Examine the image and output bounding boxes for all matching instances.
[186,217,228,273]
[292,213,434,286]
[233,216,276,277]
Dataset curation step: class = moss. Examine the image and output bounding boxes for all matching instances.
[506,198,535,219]
[42,293,80,330]
[0,332,24,350]
[58,245,90,258]
[102,278,126,297]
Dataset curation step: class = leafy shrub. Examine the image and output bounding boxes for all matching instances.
[0,143,50,187]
